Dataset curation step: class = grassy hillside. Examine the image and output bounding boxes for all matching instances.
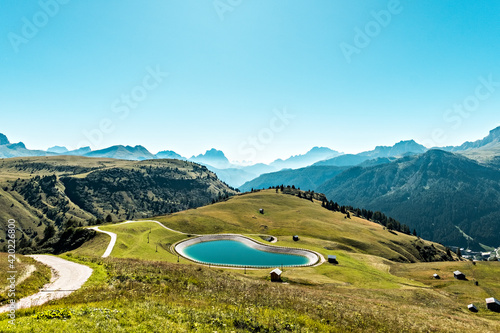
[0,156,237,253]
[2,191,500,332]
[154,190,451,263]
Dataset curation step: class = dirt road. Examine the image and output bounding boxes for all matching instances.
[89,226,117,258]
[0,255,93,313]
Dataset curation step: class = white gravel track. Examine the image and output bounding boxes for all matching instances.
[90,220,191,258]
[0,255,93,313]
[89,226,117,258]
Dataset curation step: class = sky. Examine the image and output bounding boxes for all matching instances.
[1,0,499,164]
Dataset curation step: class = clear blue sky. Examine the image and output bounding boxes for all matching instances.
[1,0,499,163]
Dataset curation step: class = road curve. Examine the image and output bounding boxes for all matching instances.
[89,226,117,258]
[119,220,192,235]
[91,220,192,258]
[0,255,93,313]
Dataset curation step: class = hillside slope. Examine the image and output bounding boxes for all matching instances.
[10,191,500,332]
[155,190,452,263]
[318,150,500,249]
[0,156,237,250]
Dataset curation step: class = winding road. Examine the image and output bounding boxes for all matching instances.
[91,220,191,258]
[0,255,93,313]
[0,220,313,313]
[89,226,116,258]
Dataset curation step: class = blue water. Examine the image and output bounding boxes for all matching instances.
[182,240,310,267]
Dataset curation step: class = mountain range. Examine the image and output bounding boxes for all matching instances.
[241,126,500,249]
[240,140,429,191]
[2,126,500,249]
[0,135,343,187]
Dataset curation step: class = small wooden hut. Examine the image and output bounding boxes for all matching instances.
[328,255,338,264]
[270,268,282,282]
[486,297,500,312]
[468,304,478,312]
[453,270,466,280]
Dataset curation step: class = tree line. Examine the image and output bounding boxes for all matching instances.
[268,184,417,236]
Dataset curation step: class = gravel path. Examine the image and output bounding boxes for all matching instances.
[120,220,192,235]
[91,220,193,258]
[0,255,93,313]
[89,226,117,258]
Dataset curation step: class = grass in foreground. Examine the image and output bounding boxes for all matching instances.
[2,191,499,331]
[2,255,500,332]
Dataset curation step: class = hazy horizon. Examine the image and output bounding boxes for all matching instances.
[2,1,499,164]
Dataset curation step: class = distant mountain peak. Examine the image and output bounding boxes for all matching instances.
[8,142,26,149]
[489,125,500,137]
[367,140,427,157]
[189,149,231,169]
[453,125,500,151]
[375,139,424,150]
[270,146,342,170]
[0,133,10,146]
[84,145,155,161]
[156,150,186,160]
[200,148,226,158]
[309,146,337,152]
[47,146,69,154]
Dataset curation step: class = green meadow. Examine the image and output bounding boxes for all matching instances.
[1,190,499,332]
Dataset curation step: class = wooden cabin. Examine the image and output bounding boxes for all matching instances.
[328,255,338,264]
[486,297,500,312]
[453,270,466,280]
[468,304,478,313]
[270,268,282,282]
